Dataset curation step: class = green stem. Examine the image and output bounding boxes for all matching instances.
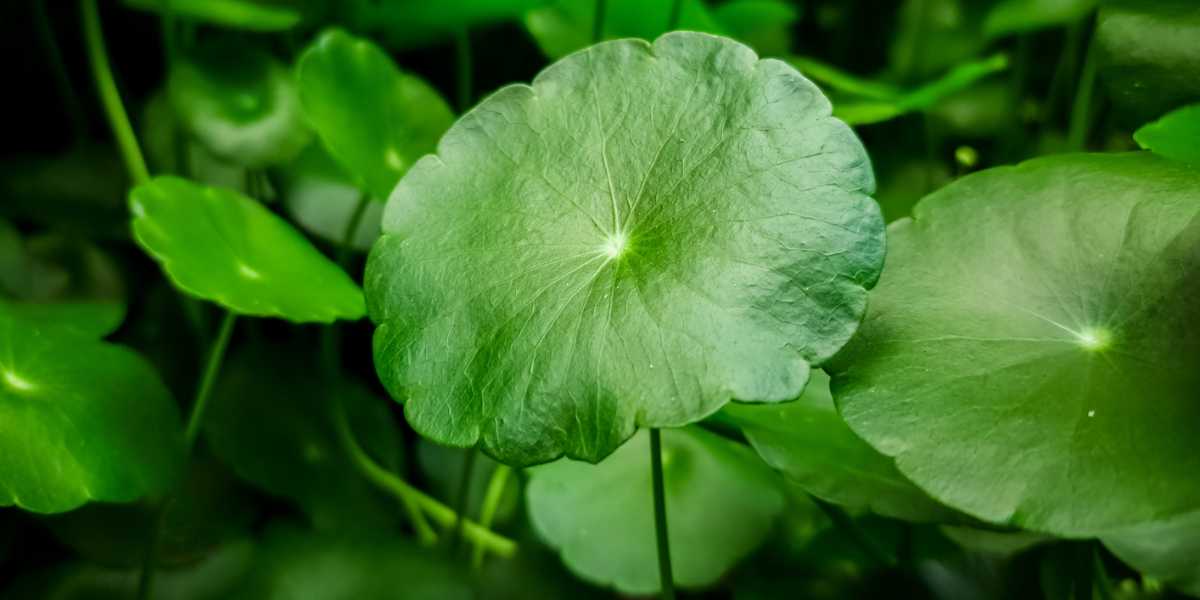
[471,464,512,571]
[335,191,372,270]
[812,496,898,568]
[456,28,472,113]
[650,429,676,600]
[1067,40,1097,152]
[335,410,518,554]
[33,0,89,143]
[322,191,372,379]
[185,311,237,449]
[1001,33,1031,162]
[451,449,478,550]
[81,0,150,185]
[666,0,683,30]
[592,0,607,44]
[134,500,170,600]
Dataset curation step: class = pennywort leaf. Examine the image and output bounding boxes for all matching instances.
[1133,103,1200,168]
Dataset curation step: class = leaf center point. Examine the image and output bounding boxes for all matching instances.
[3,369,36,392]
[1076,327,1113,352]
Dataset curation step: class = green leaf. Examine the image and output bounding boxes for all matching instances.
[205,343,403,532]
[365,32,884,465]
[983,0,1099,39]
[724,369,960,523]
[526,426,785,594]
[169,39,311,168]
[0,305,185,513]
[342,0,546,51]
[1100,510,1200,597]
[5,301,125,338]
[525,0,727,60]
[121,0,301,31]
[827,152,1200,536]
[281,145,384,252]
[297,28,456,203]
[889,0,991,80]
[129,176,365,323]
[710,0,800,58]
[1095,0,1200,127]
[1133,103,1200,168]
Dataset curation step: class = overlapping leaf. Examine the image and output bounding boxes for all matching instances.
[1134,103,1200,167]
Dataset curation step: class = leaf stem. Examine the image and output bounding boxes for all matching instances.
[471,464,512,571]
[650,428,676,600]
[451,448,477,550]
[666,0,683,31]
[81,0,150,185]
[335,191,372,269]
[185,311,237,449]
[1066,38,1097,153]
[134,500,170,600]
[592,0,607,44]
[33,0,89,143]
[456,28,472,113]
[811,496,898,568]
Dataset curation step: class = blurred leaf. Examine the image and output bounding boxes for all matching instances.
[827,153,1200,537]
[928,81,1009,138]
[170,39,311,168]
[205,343,403,533]
[0,302,186,514]
[526,427,785,594]
[342,0,547,50]
[0,145,130,240]
[940,526,1055,557]
[524,0,726,60]
[983,0,1098,38]
[1095,0,1200,127]
[129,176,365,323]
[1101,510,1200,597]
[416,441,519,525]
[4,301,125,338]
[121,0,301,31]
[725,370,963,523]
[365,33,883,466]
[475,521,609,600]
[280,146,383,252]
[710,0,800,57]
[297,28,455,202]
[890,0,992,80]
[1133,103,1200,168]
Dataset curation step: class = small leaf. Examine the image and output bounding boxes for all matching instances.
[0,304,186,513]
[5,302,125,338]
[1101,510,1200,597]
[525,0,727,60]
[365,32,884,465]
[1133,103,1200,168]
[724,370,961,523]
[129,176,365,323]
[983,0,1099,39]
[526,427,784,594]
[121,0,301,31]
[297,28,455,203]
[169,39,311,168]
[827,153,1200,536]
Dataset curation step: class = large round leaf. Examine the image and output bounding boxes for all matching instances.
[297,28,455,203]
[130,176,365,323]
[0,305,185,513]
[526,426,784,594]
[1101,510,1200,597]
[724,369,960,523]
[365,32,884,466]
[827,152,1200,536]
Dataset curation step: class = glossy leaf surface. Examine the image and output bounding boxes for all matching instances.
[526,427,784,594]
[1101,510,1200,597]
[130,176,365,322]
[366,33,884,465]
[121,0,301,30]
[525,0,725,60]
[724,370,959,523]
[828,153,1200,536]
[0,305,185,513]
[1134,103,1200,168]
[170,40,310,168]
[297,29,455,202]
[983,0,1098,38]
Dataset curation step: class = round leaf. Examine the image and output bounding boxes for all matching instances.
[0,306,185,513]
[129,176,365,323]
[1134,103,1200,168]
[525,0,727,61]
[526,426,785,594]
[170,39,311,168]
[724,369,960,523]
[827,152,1200,536]
[297,28,455,203]
[1101,510,1200,597]
[365,32,884,466]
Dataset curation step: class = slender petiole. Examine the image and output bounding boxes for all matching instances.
[811,496,899,568]
[1067,37,1097,152]
[592,0,607,44]
[667,0,683,31]
[650,428,676,600]
[186,311,238,449]
[471,464,513,571]
[81,0,150,185]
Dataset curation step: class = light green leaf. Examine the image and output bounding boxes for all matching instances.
[525,0,727,61]
[828,153,1200,536]
[1134,103,1200,168]
[297,28,455,203]
[205,343,402,532]
[1095,0,1200,127]
[0,305,185,513]
[5,302,125,338]
[526,427,784,594]
[281,145,384,252]
[169,39,311,168]
[983,0,1098,39]
[121,0,301,31]
[130,176,365,323]
[1101,510,1200,597]
[710,0,800,58]
[724,370,961,523]
[365,32,884,465]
